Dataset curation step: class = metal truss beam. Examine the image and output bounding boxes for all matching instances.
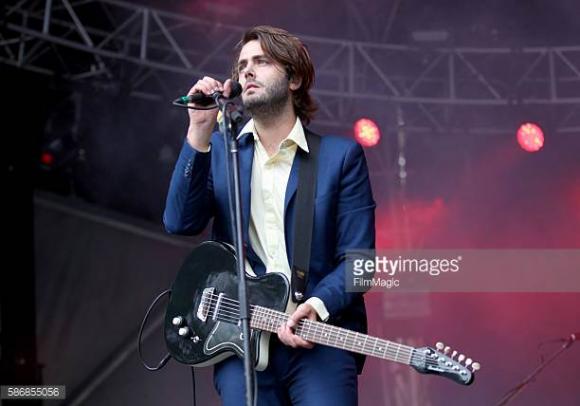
[3,0,580,135]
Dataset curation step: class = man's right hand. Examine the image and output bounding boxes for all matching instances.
[186,77,234,152]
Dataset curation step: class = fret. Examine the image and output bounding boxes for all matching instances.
[321,324,331,344]
[334,327,341,348]
[318,323,326,343]
[376,339,387,358]
[222,299,414,367]
[354,331,364,351]
[371,337,378,357]
[269,309,277,330]
[339,330,345,347]
[305,319,313,342]
[344,328,353,349]
[385,340,396,361]
[311,321,318,342]
[384,340,391,360]
[296,318,305,338]
[361,334,369,354]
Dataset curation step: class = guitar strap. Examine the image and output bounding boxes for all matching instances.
[291,130,321,303]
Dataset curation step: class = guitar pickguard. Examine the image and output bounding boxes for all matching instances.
[165,241,289,368]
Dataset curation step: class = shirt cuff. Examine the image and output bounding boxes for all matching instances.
[305,297,330,322]
[185,138,211,153]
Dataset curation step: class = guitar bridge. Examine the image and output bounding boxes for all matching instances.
[197,287,215,322]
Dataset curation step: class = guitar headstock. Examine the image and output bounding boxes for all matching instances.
[410,342,480,385]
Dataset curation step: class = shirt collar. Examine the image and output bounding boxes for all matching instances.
[238,117,309,153]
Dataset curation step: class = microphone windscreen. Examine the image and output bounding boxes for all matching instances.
[230,81,242,98]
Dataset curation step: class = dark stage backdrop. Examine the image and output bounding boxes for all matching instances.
[33,192,219,405]
[33,191,580,406]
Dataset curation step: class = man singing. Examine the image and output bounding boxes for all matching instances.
[164,25,375,406]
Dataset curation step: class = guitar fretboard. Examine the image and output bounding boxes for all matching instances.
[249,305,414,365]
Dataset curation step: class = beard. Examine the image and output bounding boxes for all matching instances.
[242,75,290,120]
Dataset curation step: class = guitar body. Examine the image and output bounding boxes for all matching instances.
[164,241,289,368]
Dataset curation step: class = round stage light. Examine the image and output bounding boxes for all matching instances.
[354,118,381,148]
[517,122,544,152]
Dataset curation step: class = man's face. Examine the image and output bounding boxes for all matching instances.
[236,40,290,115]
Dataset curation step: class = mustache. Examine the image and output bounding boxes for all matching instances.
[244,81,263,90]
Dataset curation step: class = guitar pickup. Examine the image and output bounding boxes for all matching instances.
[212,293,225,322]
[196,287,215,322]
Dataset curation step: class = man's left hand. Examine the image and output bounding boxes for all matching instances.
[277,303,317,349]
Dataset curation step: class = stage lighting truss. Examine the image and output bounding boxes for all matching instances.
[2,0,580,138]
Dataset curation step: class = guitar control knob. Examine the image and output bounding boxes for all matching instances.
[471,362,481,371]
[178,327,191,337]
[172,316,184,326]
[436,342,444,351]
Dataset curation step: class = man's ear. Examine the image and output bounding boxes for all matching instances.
[288,74,302,91]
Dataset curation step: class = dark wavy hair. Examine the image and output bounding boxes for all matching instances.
[231,26,317,125]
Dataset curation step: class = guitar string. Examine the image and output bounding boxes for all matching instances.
[197,294,415,361]
[190,293,453,368]
[191,294,457,369]
[203,300,448,369]
[198,293,430,364]
[209,293,472,373]
[253,306,427,365]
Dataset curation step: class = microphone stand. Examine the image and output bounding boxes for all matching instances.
[495,333,577,405]
[215,94,255,406]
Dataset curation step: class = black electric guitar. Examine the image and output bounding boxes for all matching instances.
[164,241,480,385]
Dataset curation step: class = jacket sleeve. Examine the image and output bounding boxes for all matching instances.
[163,138,215,235]
[309,142,376,317]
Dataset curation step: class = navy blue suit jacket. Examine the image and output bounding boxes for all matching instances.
[163,129,376,371]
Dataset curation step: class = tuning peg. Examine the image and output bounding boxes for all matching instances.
[458,354,465,363]
[436,342,444,351]
[471,362,481,371]
[444,346,451,354]
[451,350,458,359]
[465,358,473,366]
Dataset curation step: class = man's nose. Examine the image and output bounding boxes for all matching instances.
[243,66,255,80]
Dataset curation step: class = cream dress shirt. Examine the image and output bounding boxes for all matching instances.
[240,117,329,321]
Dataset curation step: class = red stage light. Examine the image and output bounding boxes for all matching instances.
[40,152,55,166]
[354,118,381,147]
[517,123,544,152]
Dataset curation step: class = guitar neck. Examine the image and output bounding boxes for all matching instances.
[250,305,415,366]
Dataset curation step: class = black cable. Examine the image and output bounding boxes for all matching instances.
[138,289,172,371]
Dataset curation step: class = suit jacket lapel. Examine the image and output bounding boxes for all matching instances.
[285,129,315,214]
[238,133,254,243]
[284,156,300,215]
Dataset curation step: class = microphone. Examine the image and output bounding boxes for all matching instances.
[174,81,242,107]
